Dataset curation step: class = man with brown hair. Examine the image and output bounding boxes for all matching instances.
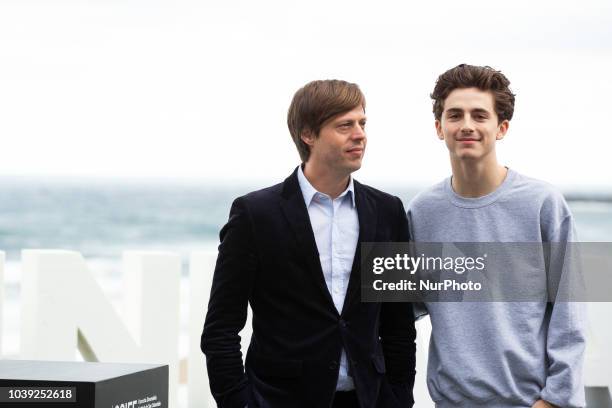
[202,80,416,408]
[408,64,586,407]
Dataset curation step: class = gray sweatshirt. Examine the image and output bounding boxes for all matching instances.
[407,168,586,408]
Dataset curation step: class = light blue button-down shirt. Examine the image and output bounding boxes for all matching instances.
[297,165,359,391]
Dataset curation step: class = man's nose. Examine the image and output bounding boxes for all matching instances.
[460,117,475,133]
[352,124,366,139]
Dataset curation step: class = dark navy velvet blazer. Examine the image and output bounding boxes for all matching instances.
[201,168,416,408]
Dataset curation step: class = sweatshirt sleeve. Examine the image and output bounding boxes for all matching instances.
[406,206,429,321]
[539,194,587,408]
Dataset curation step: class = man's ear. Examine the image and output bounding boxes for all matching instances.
[300,129,316,147]
[496,120,509,140]
[435,120,444,140]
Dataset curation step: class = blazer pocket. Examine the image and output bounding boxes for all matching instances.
[254,355,303,378]
[371,354,386,374]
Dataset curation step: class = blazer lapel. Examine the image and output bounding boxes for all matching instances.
[279,168,338,313]
[341,180,377,314]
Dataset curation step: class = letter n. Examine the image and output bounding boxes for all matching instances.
[20,250,180,406]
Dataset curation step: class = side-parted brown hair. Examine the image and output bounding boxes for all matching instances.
[288,80,365,162]
[431,64,515,123]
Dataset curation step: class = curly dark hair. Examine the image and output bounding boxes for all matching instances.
[431,64,515,123]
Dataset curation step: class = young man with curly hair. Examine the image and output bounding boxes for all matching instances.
[408,64,586,408]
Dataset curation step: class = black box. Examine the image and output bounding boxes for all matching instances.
[0,360,168,408]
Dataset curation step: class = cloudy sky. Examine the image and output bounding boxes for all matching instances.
[1,0,611,188]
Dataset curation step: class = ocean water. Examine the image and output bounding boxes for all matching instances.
[0,180,611,406]
[1,180,610,261]
[0,180,246,261]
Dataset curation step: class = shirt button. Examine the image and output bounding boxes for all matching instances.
[339,319,348,328]
[329,361,338,370]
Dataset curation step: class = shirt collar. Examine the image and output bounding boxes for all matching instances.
[297,165,356,208]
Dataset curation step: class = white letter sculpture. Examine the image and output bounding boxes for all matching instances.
[20,250,180,406]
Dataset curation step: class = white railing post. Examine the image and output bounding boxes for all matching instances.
[188,250,217,408]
